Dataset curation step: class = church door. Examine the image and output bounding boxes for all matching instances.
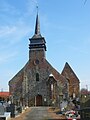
[36,95,42,106]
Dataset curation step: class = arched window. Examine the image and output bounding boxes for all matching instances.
[51,84,53,91]
[36,73,39,81]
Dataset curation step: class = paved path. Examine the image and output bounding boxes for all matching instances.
[24,107,52,120]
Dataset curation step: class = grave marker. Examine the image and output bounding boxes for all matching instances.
[0,105,4,115]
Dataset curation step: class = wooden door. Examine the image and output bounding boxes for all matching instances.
[36,95,42,106]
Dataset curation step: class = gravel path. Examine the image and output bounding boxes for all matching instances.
[24,107,51,120]
[9,107,66,120]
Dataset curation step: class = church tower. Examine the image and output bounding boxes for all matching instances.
[29,13,46,62]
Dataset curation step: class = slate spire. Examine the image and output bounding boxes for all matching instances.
[35,13,40,35]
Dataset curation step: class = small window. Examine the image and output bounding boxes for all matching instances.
[36,73,39,81]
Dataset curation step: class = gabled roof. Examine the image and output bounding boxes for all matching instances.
[45,59,67,84]
[49,73,57,82]
[61,62,79,82]
[49,73,54,77]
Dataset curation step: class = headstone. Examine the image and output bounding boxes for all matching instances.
[0,105,4,115]
[60,100,68,111]
[10,103,15,118]
[6,106,11,112]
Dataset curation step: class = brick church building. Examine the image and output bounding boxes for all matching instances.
[9,13,80,107]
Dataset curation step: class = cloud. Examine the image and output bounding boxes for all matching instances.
[0,0,35,67]
[0,23,31,65]
[0,52,17,64]
[0,23,32,45]
[0,0,19,15]
[0,26,16,37]
[0,0,35,46]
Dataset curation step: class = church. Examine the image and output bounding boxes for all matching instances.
[9,13,80,107]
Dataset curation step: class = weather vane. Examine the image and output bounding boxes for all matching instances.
[36,4,38,14]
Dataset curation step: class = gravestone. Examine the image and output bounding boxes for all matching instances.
[0,104,6,120]
[0,105,4,115]
[10,103,15,118]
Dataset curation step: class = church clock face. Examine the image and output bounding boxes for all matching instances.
[34,59,39,65]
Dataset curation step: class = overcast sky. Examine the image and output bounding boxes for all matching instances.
[0,0,90,91]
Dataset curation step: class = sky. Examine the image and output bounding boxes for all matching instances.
[0,0,90,91]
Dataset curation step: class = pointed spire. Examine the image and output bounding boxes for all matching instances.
[29,6,46,52]
[35,6,40,35]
